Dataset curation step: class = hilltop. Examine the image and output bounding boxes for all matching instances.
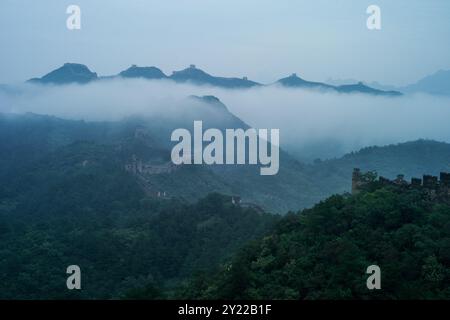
[0,191,277,299]
[28,63,98,84]
[26,63,402,96]
[2,107,450,213]
[277,74,401,96]
[0,97,322,213]
[176,172,450,299]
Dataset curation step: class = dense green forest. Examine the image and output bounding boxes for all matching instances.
[5,152,447,299]
[2,113,450,299]
[175,182,450,299]
[0,138,277,299]
[0,191,277,299]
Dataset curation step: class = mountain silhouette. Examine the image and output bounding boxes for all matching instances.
[169,64,260,88]
[188,95,229,111]
[28,63,98,84]
[403,69,450,95]
[276,74,402,96]
[119,65,167,80]
[2,106,450,213]
[336,81,402,96]
[330,70,450,96]
[26,62,403,95]
[276,73,335,90]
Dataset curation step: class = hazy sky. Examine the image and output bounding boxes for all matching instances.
[1,0,450,85]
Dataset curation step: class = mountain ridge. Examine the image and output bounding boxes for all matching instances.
[177,177,450,299]
[2,104,450,212]
[328,69,450,96]
[277,74,401,96]
[26,63,402,96]
[28,63,98,85]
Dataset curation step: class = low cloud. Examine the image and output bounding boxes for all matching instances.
[0,79,200,121]
[211,86,450,160]
[1,79,450,160]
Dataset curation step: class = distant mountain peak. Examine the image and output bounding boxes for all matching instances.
[170,65,260,88]
[276,73,402,96]
[188,95,228,111]
[63,62,89,69]
[190,95,221,103]
[171,65,211,78]
[28,63,97,85]
[403,69,450,95]
[119,65,167,79]
[25,63,404,95]
[336,82,402,96]
[276,73,334,90]
[287,73,302,79]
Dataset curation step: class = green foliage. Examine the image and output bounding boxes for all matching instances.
[179,185,450,299]
[0,139,277,299]
[0,191,276,299]
[2,114,450,300]
[310,139,450,196]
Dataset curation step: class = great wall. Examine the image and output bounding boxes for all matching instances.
[352,168,450,201]
[125,154,180,175]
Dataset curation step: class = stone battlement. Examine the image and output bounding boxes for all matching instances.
[352,168,450,199]
[125,154,180,175]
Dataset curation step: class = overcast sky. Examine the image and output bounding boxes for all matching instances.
[1,0,449,85]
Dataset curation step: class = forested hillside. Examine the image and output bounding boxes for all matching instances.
[0,192,277,299]
[308,140,450,196]
[3,113,450,213]
[2,112,450,300]
[176,181,450,299]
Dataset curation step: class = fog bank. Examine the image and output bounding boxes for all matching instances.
[1,79,450,160]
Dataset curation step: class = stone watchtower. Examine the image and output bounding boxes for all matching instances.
[352,168,362,194]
